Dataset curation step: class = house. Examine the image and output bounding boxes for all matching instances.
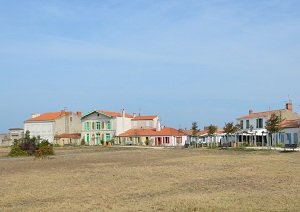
[116,126,188,146]
[131,115,160,129]
[237,102,300,146]
[182,129,225,146]
[54,133,82,146]
[24,110,82,143]
[279,119,299,145]
[8,128,24,141]
[81,109,133,145]
[0,133,10,146]
[81,109,163,145]
[0,128,24,146]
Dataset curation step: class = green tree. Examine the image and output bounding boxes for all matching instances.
[265,113,282,147]
[191,122,199,136]
[207,125,217,148]
[223,122,239,144]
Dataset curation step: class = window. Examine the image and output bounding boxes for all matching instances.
[294,133,298,144]
[286,133,291,144]
[106,121,111,129]
[256,118,263,128]
[240,120,244,130]
[86,133,90,142]
[105,133,111,141]
[84,122,90,131]
[165,137,170,144]
[246,120,250,129]
[96,122,101,130]
[70,117,72,122]
[96,133,101,145]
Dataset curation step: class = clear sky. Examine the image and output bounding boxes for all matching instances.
[1,0,300,132]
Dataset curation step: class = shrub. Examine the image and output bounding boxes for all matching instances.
[20,140,38,155]
[9,131,55,158]
[9,145,28,157]
[35,145,54,158]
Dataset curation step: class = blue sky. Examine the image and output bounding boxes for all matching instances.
[1,0,300,132]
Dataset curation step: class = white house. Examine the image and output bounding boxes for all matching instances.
[24,110,82,143]
[237,102,300,146]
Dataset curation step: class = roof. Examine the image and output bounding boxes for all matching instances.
[180,129,224,136]
[55,133,81,139]
[96,110,133,118]
[118,127,186,137]
[132,115,158,121]
[280,119,300,129]
[8,128,24,131]
[26,111,71,122]
[238,109,284,120]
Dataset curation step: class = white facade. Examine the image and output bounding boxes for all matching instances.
[24,111,81,143]
[24,122,55,142]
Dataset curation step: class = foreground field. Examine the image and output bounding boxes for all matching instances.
[1,146,300,211]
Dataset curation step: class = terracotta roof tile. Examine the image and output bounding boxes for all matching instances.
[180,129,224,136]
[280,119,300,129]
[55,133,81,139]
[26,112,71,122]
[97,110,133,118]
[238,110,283,120]
[118,127,186,137]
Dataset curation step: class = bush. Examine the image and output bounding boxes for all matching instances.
[9,131,55,158]
[9,145,28,157]
[35,145,54,158]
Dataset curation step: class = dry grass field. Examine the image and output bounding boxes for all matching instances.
[1,146,300,211]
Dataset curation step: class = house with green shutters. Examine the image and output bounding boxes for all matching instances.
[81,109,133,145]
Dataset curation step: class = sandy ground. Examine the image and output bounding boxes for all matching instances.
[1,146,300,211]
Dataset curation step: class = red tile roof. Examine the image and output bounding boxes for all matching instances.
[132,116,158,121]
[97,110,133,118]
[118,127,186,137]
[280,119,299,129]
[55,133,81,139]
[238,110,283,120]
[180,129,224,136]
[26,111,71,122]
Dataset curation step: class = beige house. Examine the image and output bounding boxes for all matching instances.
[24,110,82,143]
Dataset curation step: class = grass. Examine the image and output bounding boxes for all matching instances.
[1,146,300,211]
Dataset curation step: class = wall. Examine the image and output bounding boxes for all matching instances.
[24,122,55,142]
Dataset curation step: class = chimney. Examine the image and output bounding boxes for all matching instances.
[156,120,161,132]
[76,112,82,117]
[133,113,136,118]
[121,109,125,117]
[286,102,293,111]
[249,109,253,114]
[31,113,41,119]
